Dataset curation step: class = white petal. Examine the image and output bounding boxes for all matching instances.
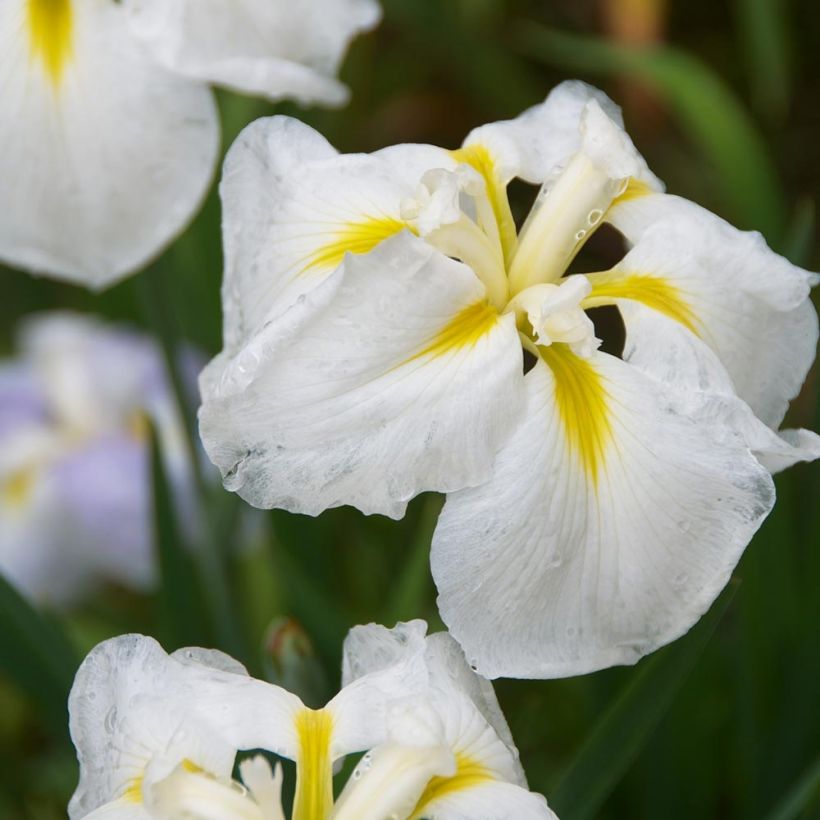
[68,635,235,818]
[68,635,304,818]
[124,0,381,106]
[341,620,430,686]
[219,116,453,349]
[200,235,525,518]
[50,433,154,591]
[616,302,820,472]
[171,645,250,677]
[463,80,660,188]
[417,781,557,820]
[603,193,819,428]
[0,426,94,606]
[421,633,525,786]
[19,313,161,433]
[341,624,525,786]
[238,758,286,820]
[0,362,47,437]
[432,353,775,679]
[0,0,218,288]
[331,622,431,757]
[82,799,152,820]
[332,741,455,820]
[343,624,517,763]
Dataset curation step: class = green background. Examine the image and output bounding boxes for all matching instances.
[1,1,819,817]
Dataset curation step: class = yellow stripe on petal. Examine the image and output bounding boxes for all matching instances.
[410,753,493,818]
[540,344,611,485]
[302,217,410,273]
[407,301,498,363]
[292,708,334,820]
[585,272,700,336]
[28,0,73,87]
[451,144,518,265]
[123,777,144,804]
[1,468,36,510]
[612,177,654,205]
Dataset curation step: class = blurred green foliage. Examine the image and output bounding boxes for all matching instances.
[1,0,819,818]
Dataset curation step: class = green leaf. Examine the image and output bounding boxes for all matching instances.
[549,583,737,820]
[382,494,441,625]
[516,25,787,243]
[781,198,815,267]
[382,0,542,115]
[733,0,792,121]
[763,756,820,820]
[0,573,77,735]
[149,425,208,649]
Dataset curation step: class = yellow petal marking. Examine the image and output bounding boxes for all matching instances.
[410,753,494,818]
[540,344,611,485]
[584,272,700,336]
[123,777,144,803]
[292,708,334,820]
[451,144,518,266]
[405,301,498,364]
[302,217,411,274]
[28,0,73,87]
[612,177,654,205]
[2,468,36,510]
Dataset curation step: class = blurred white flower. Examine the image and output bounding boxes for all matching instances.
[0,0,380,289]
[199,81,820,679]
[68,621,555,819]
[0,312,193,606]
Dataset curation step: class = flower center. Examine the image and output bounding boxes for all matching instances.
[506,277,600,359]
[402,137,632,354]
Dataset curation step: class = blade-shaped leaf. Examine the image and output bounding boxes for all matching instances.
[149,425,208,649]
[0,573,77,735]
[549,583,737,820]
[764,756,820,820]
[734,0,792,121]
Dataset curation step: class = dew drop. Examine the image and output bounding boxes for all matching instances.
[574,229,587,242]
[587,209,603,226]
[103,707,117,733]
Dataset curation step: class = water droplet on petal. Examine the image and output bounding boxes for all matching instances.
[103,707,117,733]
[587,209,603,226]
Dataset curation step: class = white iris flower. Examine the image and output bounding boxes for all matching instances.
[199,81,820,678]
[0,312,194,605]
[0,0,380,288]
[68,621,555,819]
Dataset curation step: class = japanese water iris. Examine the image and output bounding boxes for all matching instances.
[199,81,820,678]
[0,0,380,288]
[68,621,554,819]
[0,312,194,605]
